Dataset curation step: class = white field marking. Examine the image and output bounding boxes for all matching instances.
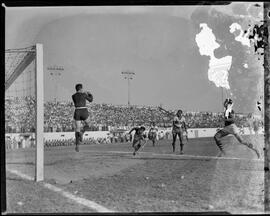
[6,169,114,213]
[85,150,264,162]
[7,169,34,181]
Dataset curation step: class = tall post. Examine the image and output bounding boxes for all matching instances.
[264,2,270,212]
[47,65,64,102]
[121,71,135,106]
[35,44,44,182]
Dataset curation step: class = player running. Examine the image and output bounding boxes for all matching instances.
[72,83,93,152]
[172,110,188,154]
[129,126,146,155]
[214,98,260,158]
[148,123,158,146]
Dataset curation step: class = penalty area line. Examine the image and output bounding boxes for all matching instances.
[6,169,114,213]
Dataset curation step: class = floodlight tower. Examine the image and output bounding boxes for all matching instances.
[121,71,135,106]
[47,65,64,102]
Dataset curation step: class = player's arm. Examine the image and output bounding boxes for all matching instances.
[71,94,76,107]
[72,95,75,104]
[129,127,136,134]
[183,119,188,133]
[84,91,93,103]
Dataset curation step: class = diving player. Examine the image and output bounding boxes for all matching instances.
[172,110,188,154]
[72,83,93,152]
[129,126,146,155]
[213,98,260,158]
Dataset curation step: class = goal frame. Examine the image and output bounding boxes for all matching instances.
[5,43,44,182]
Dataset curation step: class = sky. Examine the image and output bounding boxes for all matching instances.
[5,3,264,113]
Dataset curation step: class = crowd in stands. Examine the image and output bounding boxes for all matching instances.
[5,97,263,134]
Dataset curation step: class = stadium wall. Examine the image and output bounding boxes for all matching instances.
[5,127,263,143]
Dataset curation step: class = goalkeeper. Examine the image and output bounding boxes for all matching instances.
[213,98,260,158]
[72,83,93,152]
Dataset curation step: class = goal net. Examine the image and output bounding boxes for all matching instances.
[5,44,44,181]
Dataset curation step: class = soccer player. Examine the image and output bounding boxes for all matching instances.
[214,99,260,158]
[72,83,93,152]
[129,126,146,155]
[172,110,188,154]
[148,123,158,146]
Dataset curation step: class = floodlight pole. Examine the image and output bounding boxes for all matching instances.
[47,65,64,102]
[121,71,135,106]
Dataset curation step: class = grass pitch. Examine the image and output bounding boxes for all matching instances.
[6,135,264,213]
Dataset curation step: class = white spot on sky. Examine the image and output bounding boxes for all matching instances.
[229,23,251,47]
[195,23,232,89]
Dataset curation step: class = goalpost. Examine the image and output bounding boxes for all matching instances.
[5,44,44,182]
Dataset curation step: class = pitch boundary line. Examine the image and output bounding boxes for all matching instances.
[6,169,114,213]
[86,150,263,162]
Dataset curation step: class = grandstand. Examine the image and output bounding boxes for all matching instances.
[5,98,262,134]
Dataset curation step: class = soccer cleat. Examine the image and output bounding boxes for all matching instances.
[180,151,184,155]
[133,151,136,156]
[75,145,79,152]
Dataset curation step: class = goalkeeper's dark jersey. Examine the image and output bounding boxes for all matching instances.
[224,109,235,127]
[72,92,92,108]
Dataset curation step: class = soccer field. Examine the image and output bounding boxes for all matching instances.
[6,135,264,213]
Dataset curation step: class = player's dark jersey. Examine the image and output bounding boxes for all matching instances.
[72,92,93,108]
[132,127,144,137]
[224,109,235,126]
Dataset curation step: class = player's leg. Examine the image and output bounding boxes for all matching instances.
[132,134,140,155]
[81,109,90,135]
[133,139,142,155]
[153,133,157,146]
[227,124,259,158]
[78,109,90,145]
[214,129,229,157]
[178,131,184,154]
[233,132,260,158]
[172,132,177,152]
[74,120,82,152]
[152,137,156,147]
